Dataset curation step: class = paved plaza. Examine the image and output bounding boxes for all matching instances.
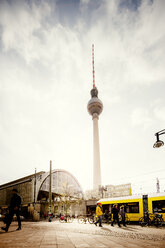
[0,220,165,248]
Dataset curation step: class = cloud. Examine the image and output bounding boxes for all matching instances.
[1,0,165,87]
[131,108,152,128]
[82,0,165,87]
[153,103,165,123]
[0,0,52,63]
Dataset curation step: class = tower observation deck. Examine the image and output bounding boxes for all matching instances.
[87,44,103,190]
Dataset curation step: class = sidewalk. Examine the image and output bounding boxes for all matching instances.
[0,221,165,248]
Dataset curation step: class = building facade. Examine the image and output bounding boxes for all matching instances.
[0,169,85,219]
[85,183,132,200]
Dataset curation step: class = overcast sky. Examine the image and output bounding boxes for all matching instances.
[0,0,165,194]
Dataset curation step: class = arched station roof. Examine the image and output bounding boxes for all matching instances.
[36,169,83,201]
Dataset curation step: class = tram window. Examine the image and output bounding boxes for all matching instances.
[152,200,165,213]
[109,202,139,213]
[125,202,139,213]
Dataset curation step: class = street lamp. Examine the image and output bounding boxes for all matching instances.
[153,129,165,148]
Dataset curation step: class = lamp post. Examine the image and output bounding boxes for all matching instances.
[153,129,165,148]
[153,130,165,193]
[48,160,52,222]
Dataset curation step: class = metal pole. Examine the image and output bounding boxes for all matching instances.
[34,168,37,204]
[49,160,52,221]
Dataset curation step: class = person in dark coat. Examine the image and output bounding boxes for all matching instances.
[111,204,121,227]
[1,188,22,232]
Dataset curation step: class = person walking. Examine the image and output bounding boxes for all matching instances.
[1,188,22,232]
[94,203,103,227]
[104,210,110,223]
[111,204,121,227]
[119,205,126,227]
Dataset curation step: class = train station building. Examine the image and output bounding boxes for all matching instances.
[0,169,85,219]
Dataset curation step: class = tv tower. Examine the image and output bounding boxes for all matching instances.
[87,44,103,190]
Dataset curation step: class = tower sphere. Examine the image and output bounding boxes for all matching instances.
[87,87,103,116]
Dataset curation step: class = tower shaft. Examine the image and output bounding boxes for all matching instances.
[93,113,101,189]
[87,44,103,191]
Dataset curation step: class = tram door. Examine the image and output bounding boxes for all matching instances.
[143,195,148,214]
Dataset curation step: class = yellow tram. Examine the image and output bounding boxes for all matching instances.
[98,192,165,222]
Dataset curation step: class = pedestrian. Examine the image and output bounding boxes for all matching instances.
[94,202,103,227]
[119,205,126,227]
[1,188,22,232]
[104,210,110,223]
[111,204,121,227]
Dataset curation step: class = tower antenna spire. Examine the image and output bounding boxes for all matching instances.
[92,44,95,88]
